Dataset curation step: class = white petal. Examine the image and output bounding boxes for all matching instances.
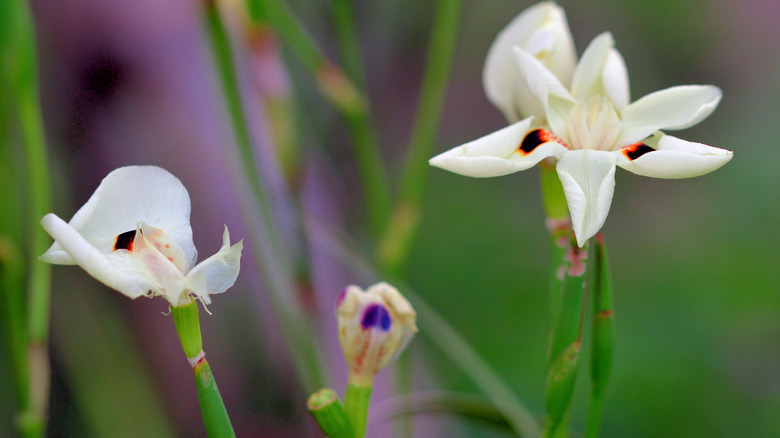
[429,118,568,178]
[39,213,154,299]
[617,134,733,178]
[556,150,618,247]
[570,32,614,101]
[601,49,630,110]
[513,47,575,136]
[40,166,197,269]
[618,85,722,146]
[483,2,576,121]
[186,227,243,305]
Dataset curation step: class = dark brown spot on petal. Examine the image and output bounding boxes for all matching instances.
[623,143,655,160]
[519,129,545,155]
[114,230,136,252]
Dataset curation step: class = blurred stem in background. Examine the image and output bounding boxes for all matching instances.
[203,0,326,392]
[379,0,461,278]
[0,0,53,436]
[248,0,391,238]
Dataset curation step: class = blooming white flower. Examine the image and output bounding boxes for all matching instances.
[484,1,576,123]
[336,282,417,386]
[430,32,732,247]
[40,166,243,307]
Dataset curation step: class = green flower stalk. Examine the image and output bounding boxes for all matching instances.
[585,235,615,438]
[173,299,235,438]
[308,389,355,438]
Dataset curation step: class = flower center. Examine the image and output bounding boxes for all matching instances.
[565,96,620,151]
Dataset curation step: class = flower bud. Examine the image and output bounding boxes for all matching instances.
[336,282,417,386]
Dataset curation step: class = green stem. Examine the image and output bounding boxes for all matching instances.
[3,0,53,435]
[172,300,235,437]
[376,390,522,431]
[584,235,614,438]
[194,359,236,438]
[344,382,373,438]
[330,0,390,236]
[378,0,462,276]
[308,388,355,438]
[203,0,325,392]
[544,238,587,438]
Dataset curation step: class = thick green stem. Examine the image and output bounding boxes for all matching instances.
[1,0,53,435]
[308,388,355,438]
[203,0,325,391]
[544,238,587,438]
[378,0,461,276]
[172,300,235,437]
[584,235,614,438]
[194,359,236,438]
[344,382,373,438]
[171,299,204,360]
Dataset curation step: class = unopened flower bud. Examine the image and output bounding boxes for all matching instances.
[336,282,417,386]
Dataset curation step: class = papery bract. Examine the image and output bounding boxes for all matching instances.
[40,166,243,307]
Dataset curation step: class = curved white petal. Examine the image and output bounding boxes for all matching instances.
[40,214,154,299]
[41,166,197,269]
[618,85,722,146]
[513,47,575,136]
[429,118,568,177]
[556,150,618,247]
[601,49,630,110]
[617,134,733,178]
[570,32,614,101]
[483,2,576,121]
[186,227,243,305]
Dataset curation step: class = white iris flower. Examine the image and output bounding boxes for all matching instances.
[431,26,732,247]
[40,166,243,307]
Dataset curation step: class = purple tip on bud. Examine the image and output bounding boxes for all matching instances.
[336,287,348,309]
[361,304,391,331]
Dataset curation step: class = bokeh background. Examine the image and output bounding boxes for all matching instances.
[1,0,778,436]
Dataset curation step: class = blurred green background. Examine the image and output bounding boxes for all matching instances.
[1,0,778,436]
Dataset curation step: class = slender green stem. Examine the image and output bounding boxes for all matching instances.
[308,388,355,438]
[194,359,236,438]
[330,0,390,236]
[344,382,373,438]
[378,0,462,276]
[376,390,521,430]
[172,300,235,437]
[584,235,614,438]
[171,299,204,359]
[203,0,325,392]
[249,0,391,235]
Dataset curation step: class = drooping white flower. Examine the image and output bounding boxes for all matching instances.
[40,166,243,307]
[336,282,417,386]
[431,32,732,247]
[484,1,577,123]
